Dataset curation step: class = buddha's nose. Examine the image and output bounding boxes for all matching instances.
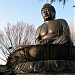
[45,10,47,14]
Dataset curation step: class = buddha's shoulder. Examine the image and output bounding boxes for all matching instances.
[56,19,67,22]
[36,23,45,31]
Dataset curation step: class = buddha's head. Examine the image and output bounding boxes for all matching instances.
[41,3,56,21]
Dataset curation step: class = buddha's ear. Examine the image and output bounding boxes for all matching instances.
[51,11,55,19]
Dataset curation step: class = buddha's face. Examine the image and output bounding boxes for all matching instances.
[42,8,51,21]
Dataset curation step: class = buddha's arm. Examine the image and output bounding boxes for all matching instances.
[35,26,42,44]
[52,34,71,44]
[52,19,73,45]
[60,19,70,35]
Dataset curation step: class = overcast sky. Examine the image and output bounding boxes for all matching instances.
[0,0,74,65]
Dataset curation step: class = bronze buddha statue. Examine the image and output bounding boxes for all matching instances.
[35,3,73,45]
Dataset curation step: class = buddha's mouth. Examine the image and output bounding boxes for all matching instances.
[44,16,49,19]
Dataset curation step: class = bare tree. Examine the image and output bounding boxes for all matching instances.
[39,0,68,5]
[0,22,36,62]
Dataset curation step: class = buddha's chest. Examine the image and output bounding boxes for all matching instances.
[40,22,60,36]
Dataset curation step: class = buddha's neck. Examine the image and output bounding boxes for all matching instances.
[45,19,54,23]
